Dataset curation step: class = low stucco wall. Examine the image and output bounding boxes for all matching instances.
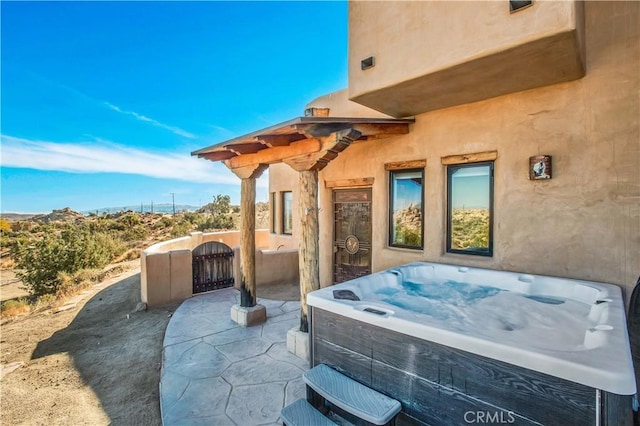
[141,230,298,306]
[231,247,299,288]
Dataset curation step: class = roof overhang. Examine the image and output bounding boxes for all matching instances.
[192,116,414,178]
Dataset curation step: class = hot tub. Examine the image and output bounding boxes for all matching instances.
[307,262,635,425]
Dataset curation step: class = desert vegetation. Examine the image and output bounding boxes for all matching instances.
[0,196,269,317]
[451,208,490,250]
[393,204,422,247]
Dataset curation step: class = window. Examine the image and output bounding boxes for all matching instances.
[389,169,424,249]
[447,162,494,256]
[510,0,532,13]
[282,191,293,235]
[270,192,276,233]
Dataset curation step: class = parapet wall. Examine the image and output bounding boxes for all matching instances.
[141,230,299,306]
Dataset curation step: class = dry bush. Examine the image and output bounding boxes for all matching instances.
[55,268,104,299]
[31,294,57,311]
[1,256,15,269]
[0,298,31,318]
[112,248,142,263]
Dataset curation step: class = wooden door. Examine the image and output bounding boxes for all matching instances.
[333,188,372,284]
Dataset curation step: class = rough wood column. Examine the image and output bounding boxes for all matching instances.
[240,177,256,307]
[298,169,320,332]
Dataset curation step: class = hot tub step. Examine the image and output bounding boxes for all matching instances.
[280,399,337,426]
[303,363,401,425]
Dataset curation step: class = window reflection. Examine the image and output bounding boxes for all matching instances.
[447,163,493,256]
[390,169,424,249]
[282,191,293,235]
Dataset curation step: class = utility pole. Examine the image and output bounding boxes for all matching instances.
[171,193,176,216]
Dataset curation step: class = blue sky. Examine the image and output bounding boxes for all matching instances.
[1,1,348,213]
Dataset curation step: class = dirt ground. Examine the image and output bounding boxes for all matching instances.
[0,270,29,302]
[0,265,178,425]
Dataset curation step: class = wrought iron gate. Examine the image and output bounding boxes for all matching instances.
[333,188,372,284]
[192,242,234,294]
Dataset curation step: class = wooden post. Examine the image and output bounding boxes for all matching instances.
[298,169,320,332]
[240,177,256,307]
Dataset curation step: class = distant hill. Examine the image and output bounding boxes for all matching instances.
[2,203,202,219]
[84,203,201,215]
[1,213,40,221]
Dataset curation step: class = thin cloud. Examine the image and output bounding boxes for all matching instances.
[0,135,254,185]
[104,102,197,139]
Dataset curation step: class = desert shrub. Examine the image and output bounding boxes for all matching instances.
[395,224,422,247]
[87,217,115,233]
[451,208,490,249]
[56,268,103,298]
[1,298,31,317]
[154,216,174,229]
[113,248,142,263]
[118,213,141,227]
[0,218,11,234]
[32,294,56,311]
[170,220,193,238]
[182,212,202,224]
[121,225,148,242]
[14,226,126,296]
[10,221,34,232]
[196,214,234,231]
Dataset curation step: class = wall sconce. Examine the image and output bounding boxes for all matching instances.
[529,155,552,180]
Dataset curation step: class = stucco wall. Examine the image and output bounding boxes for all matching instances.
[348,1,585,116]
[314,1,639,301]
[268,163,301,250]
[141,230,297,306]
[305,89,392,119]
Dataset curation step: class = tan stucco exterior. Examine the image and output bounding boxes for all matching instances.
[268,163,301,250]
[269,1,640,302]
[348,1,586,117]
[141,230,298,306]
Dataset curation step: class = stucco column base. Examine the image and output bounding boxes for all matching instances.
[286,326,310,362]
[230,304,266,327]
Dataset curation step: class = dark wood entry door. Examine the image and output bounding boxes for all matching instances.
[333,188,372,284]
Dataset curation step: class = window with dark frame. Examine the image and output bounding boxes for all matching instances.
[282,191,293,235]
[389,169,424,249]
[270,192,276,233]
[510,0,532,13]
[447,162,494,256]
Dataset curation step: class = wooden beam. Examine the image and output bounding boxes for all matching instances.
[200,150,237,162]
[325,177,375,188]
[385,159,427,171]
[227,163,268,180]
[284,128,362,172]
[240,178,256,308]
[254,134,306,148]
[298,169,319,332]
[226,138,322,169]
[441,150,498,165]
[352,122,411,136]
[224,142,266,155]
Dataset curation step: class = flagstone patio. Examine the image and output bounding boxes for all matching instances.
[160,288,309,425]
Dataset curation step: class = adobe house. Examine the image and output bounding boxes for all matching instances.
[193,1,639,331]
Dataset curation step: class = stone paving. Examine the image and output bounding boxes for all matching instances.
[160,288,309,425]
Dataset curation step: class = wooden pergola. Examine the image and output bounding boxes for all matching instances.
[192,115,414,331]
